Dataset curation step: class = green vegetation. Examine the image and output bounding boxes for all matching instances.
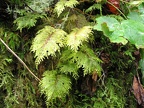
[0,0,144,107]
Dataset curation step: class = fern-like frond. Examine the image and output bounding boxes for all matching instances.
[65,14,89,32]
[58,49,79,78]
[59,61,79,78]
[65,0,79,7]
[58,46,102,76]
[40,70,71,104]
[85,3,102,13]
[56,49,79,78]
[74,45,102,75]
[31,26,67,66]
[14,13,44,31]
[66,26,92,51]
[54,0,79,16]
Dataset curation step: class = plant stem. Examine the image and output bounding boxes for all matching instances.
[0,38,41,82]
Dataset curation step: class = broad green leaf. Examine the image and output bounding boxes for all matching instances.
[40,70,71,103]
[129,1,143,6]
[94,16,127,45]
[138,3,144,14]
[94,16,120,31]
[101,23,127,44]
[121,20,144,48]
[128,12,144,24]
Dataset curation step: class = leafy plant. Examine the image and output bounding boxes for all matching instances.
[14,13,44,31]
[40,70,71,104]
[58,45,102,76]
[94,16,128,45]
[93,4,144,49]
[54,0,79,16]
[31,26,67,66]
[93,4,144,94]
[31,24,102,104]
[66,26,92,51]
[1,0,143,107]
[93,78,126,108]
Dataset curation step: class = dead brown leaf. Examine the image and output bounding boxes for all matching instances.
[132,76,144,105]
[100,53,110,64]
[91,72,98,94]
[81,72,98,96]
[92,72,98,81]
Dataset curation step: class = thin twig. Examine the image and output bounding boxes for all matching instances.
[0,38,41,82]
[24,2,36,13]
